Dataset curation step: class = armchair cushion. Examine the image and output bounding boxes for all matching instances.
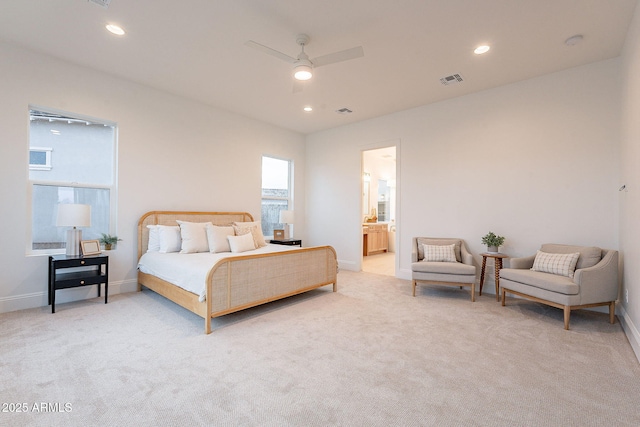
[412,261,476,275]
[500,268,579,295]
[423,244,457,262]
[531,250,580,278]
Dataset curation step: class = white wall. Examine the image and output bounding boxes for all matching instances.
[306,59,620,284]
[0,41,306,312]
[619,0,640,360]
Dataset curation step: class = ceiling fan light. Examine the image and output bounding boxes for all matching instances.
[294,65,313,81]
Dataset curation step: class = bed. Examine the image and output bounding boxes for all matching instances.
[137,211,338,334]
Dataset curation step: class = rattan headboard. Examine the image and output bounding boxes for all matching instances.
[137,211,254,259]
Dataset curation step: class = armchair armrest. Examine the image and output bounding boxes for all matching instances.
[461,244,474,265]
[573,249,619,304]
[509,254,535,270]
[411,238,419,263]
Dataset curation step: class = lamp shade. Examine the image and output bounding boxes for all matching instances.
[279,210,294,224]
[56,204,91,227]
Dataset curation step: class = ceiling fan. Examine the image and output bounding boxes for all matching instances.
[245,34,364,89]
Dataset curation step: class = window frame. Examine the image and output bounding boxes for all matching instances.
[29,147,53,170]
[26,106,118,256]
[260,155,293,239]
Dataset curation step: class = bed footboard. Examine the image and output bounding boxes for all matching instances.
[204,246,338,334]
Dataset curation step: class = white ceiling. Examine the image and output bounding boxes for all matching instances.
[0,0,636,134]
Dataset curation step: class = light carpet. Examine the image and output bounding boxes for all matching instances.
[1,270,639,426]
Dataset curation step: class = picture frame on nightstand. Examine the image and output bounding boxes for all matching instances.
[273,229,285,239]
[80,239,101,256]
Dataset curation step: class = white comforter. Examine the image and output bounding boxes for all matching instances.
[138,244,298,302]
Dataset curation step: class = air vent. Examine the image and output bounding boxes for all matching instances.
[88,0,111,8]
[336,108,353,115]
[440,73,464,86]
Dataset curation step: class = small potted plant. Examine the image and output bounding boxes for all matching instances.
[481,231,505,253]
[99,233,121,250]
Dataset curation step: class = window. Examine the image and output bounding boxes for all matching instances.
[28,108,117,253]
[261,156,292,238]
[29,147,52,170]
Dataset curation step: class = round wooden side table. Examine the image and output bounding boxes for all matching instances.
[479,252,509,301]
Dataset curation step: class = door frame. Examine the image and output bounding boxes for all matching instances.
[360,140,400,275]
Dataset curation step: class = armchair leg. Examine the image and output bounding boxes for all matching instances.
[563,306,570,330]
[412,280,416,297]
[470,282,475,302]
[501,288,506,306]
[609,301,616,324]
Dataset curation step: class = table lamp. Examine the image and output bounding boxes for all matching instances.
[56,204,91,256]
[279,210,294,239]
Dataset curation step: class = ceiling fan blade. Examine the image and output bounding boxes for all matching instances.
[245,40,297,63]
[311,46,364,68]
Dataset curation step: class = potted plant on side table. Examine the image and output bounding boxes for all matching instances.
[481,231,505,253]
[99,233,121,251]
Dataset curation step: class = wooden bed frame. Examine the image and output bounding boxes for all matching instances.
[137,211,338,334]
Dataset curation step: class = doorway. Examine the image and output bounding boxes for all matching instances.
[362,146,397,276]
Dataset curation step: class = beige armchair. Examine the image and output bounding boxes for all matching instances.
[411,237,477,301]
[500,243,619,329]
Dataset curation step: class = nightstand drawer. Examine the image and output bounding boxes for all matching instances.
[55,270,106,290]
[55,257,104,268]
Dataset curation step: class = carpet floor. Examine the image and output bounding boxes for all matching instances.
[1,270,639,426]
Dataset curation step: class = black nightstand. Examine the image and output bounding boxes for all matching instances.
[270,239,302,247]
[48,254,109,313]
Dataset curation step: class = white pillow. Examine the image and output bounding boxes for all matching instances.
[146,225,160,252]
[177,221,210,253]
[227,233,256,253]
[531,251,580,278]
[205,224,234,253]
[233,221,267,248]
[423,244,457,262]
[158,225,181,253]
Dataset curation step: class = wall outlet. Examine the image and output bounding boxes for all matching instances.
[625,289,629,304]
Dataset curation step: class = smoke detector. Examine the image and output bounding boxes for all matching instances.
[440,74,464,86]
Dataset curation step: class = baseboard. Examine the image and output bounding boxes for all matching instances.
[338,259,357,271]
[397,268,412,280]
[618,304,640,364]
[0,278,139,314]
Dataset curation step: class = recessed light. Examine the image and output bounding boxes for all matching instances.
[474,45,490,55]
[303,106,313,112]
[106,24,125,36]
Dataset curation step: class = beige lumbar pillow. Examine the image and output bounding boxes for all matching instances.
[423,244,457,262]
